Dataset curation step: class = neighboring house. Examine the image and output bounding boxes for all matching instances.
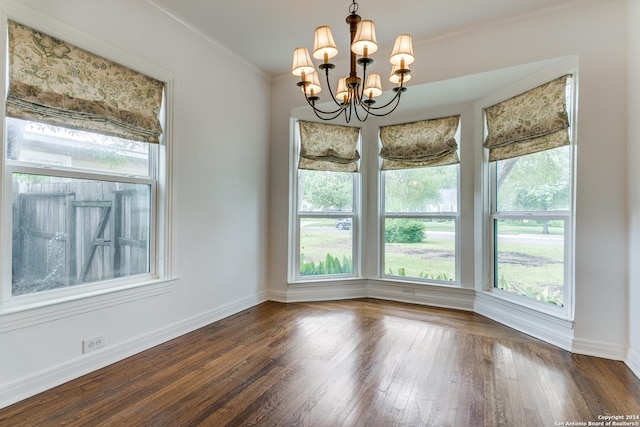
[436,188,457,213]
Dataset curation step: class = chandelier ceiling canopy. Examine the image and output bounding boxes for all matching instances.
[291,0,414,123]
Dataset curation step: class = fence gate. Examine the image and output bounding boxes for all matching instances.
[73,200,112,283]
[13,183,148,294]
[113,189,149,278]
[15,192,75,291]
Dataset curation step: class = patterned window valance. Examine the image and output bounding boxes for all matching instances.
[298,120,360,172]
[483,75,570,162]
[379,115,460,171]
[6,20,164,144]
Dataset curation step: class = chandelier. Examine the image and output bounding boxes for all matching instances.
[291,0,415,123]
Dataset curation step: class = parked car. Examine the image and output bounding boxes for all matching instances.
[335,218,352,230]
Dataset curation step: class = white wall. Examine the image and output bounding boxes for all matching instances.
[0,0,271,407]
[627,0,640,378]
[269,0,630,359]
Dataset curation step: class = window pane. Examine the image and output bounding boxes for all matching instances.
[6,117,150,176]
[384,165,457,213]
[300,218,353,276]
[11,173,151,296]
[298,170,354,212]
[384,218,455,281]
[496,146,571,212]
[494,219,564,306]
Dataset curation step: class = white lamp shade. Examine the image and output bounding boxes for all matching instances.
[313,26,339,61]
[301,71,322,96]
[336,77,349,102]
[389,34,415,67]
[351,20,378,56]
[363,73,383,98]
[291,47,315,77]
[389,64,411,84]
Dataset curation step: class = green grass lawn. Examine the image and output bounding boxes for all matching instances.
[299,222,352,264]
[298,221,565,305]
[384,238,455,281]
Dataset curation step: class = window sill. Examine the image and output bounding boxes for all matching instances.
[0,277,177,333]
[478,287,572,321]
[288,276,462,290]
[288,276,366,288]
[372,276,460,288]
[474,289,574,350]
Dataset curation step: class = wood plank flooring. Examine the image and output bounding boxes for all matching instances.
[1,299,639,426]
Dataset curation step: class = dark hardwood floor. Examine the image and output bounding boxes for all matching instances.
[1,299,639,426]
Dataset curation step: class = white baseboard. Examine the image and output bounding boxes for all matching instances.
[626,348,640,379]
[280,280,368,302]
[273,280,474,312]
[367,280,475,311]
[571,337,626,361]
[0,290,268,410]
[266,289,289,303]
[474,291,574,351]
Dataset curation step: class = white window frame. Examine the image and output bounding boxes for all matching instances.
[485,72,576,317]
[379,164,460,285]
[288,119,361,283]
[0,10,175,320]
[2,163,158,310]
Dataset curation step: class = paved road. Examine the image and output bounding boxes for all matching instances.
[429,230,562,246]
[303,225,563,247]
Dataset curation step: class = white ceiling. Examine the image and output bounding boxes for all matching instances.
[147,0,584,77]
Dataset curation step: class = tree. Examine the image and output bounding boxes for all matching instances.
[384,166,457,212]
[300,170,353,211]
[497,147,571,233]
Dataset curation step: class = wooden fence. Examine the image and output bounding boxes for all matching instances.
[12,179,150,295]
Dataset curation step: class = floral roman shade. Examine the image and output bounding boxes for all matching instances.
[298,121,361,172]
[6,20,164,144]
[379,115,460,170]
[484,75,570,162]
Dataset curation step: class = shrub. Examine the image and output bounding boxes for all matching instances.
[300,253,352,276]
[498,274,563,306]
[387,268,451,281]
[384,220,425,243]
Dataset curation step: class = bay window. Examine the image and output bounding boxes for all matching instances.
[290,121,360,281]
[485,75,575,308]
[379,116,460,283]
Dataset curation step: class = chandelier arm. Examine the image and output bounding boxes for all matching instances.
[359,90,403,117]
[352,82,363,105]
[354,99,372,122]
[352,82,369,122]
[362,86,403,111]
[343,88,353,123]
[307,97,348,120]
[356,62,368,102]
[308,99,350,121]
[323,67,344,108]
[311,106,349,121]
[303,90,346,116]
[354,106,370,122]
[361,75,407,112]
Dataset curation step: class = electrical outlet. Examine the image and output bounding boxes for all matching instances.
[402,288,414,295]
[83,336,105,353]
